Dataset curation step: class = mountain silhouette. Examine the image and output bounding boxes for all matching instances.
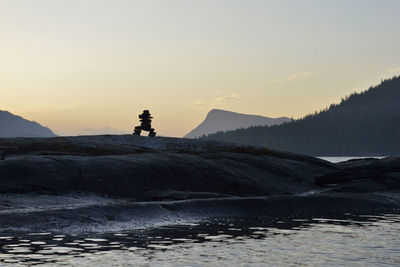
[184,109,290,138]
[203,76,400,156]
[0,110,56,138]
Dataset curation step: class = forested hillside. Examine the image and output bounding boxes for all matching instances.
[203,76,400,156]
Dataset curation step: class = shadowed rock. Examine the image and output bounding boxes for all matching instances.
[314,157,400,192]
[0,152,331,200]
[1,135,399,199]
[0,135,399,233]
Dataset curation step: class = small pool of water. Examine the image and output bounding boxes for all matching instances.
[0,213,399,266]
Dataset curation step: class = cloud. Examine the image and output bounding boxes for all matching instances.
[262,71,315,86]
[213,92,239,104]
[389,67,400,73]
[190,99,208,106]
[287,72,315,81]
[188,92,240,108]
[264,78,286,85]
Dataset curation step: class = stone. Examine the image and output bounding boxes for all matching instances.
[133,110,157,137]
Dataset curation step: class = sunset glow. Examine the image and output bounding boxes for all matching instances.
[1,0,400,136]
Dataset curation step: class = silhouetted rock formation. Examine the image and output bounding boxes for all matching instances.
[0,135,399,233]
[185,109,290,138]
[0,135,333,199]
[314,157,400,193]
[133,110,156,137]
[0,135,399,198]
[203,76,400,156]
[0,110,56,138]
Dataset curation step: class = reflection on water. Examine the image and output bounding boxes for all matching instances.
[0,213,399,266]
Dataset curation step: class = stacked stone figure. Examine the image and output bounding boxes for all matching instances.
[133,110,156,137]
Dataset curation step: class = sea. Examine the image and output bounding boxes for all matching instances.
[0,213,399,266]
[0,156,398,266]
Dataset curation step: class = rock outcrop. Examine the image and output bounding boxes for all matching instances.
[314,157,400,193]
[0,135,399,233]
[0,135,333,200]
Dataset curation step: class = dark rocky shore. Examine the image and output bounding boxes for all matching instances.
[0,135,399,233]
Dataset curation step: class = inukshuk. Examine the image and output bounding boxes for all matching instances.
[133,110,156,137]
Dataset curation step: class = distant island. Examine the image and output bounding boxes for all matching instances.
[202,76,400,156]
[0,110,56,138]
[185,109,290,138]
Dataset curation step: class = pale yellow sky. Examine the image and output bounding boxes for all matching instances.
[1,0,400,136]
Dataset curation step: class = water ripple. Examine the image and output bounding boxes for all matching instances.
[0,213,399,266]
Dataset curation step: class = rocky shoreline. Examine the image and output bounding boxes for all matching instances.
[0,135,399,233]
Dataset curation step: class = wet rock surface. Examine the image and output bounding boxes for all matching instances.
[0,135,399,233]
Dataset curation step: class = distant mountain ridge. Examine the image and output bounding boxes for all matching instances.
[203,76,400,156]
[184,109,291,138]
[0,110,56,138]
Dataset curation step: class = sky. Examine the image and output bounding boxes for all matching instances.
[1,0,400,137]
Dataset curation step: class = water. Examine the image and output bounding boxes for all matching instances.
[320,156,384,163]
[1,213,399,266]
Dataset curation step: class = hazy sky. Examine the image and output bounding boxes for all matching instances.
[1,0,400,136]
